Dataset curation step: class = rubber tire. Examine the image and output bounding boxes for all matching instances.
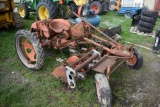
[18,3,29,19]
[137,25,153,33]
[95,73,112,107]
[109,1,117,11]
[68,3,78,18]
[12,12,23,28]
[90,1,102,15]
[141,15,157,23]
[138,20,155,29]
[141,9,158,18]
[37,0,57,20]
[15,30,44,70]
[124,11,133,18]
[126,48,143,70]
[101,2,109,14]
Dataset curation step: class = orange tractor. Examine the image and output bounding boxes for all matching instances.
[15,12,143,106]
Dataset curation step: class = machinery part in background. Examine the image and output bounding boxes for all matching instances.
[76,5,101,27]
[137,9,158,33]
[18,0,77,20]
[137,26,153,33]
[15,30,44,70]
[102,25,122,37]
[18,3,29,19]
[131,14,141,26]
[126,48,143,70]
[0,0,23,28]
[12,12,24,28]
[141,9,158,18]
[75,14,101,27]
[131,7,148,26]
[67,3,78,18]
[114,0,121,11]
[124,10,133,18]
[90,1,102,14]
[108,1,117,11]
[95,73,112,107]
[138,20,155,29]
[73,0,86,6]
[102,27,122,42]
[36,0,57,20]
[152,27,160,53]
[141,15,157,23]
[89,0,109,15]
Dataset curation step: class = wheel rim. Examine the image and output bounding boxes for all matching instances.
[38,6,49,20]
[16,35,37,66]
[23,39,36,62]
[109,4,115,10]
[91,5,99,14]
[126,54,137,66]
[96,80,101,103]
[18,6,25,17]
[125,12,132,18]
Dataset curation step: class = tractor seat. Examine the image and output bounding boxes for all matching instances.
[49,21,69,33]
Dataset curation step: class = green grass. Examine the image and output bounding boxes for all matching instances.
[0,11,160,107]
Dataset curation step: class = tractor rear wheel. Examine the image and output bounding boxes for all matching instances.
[90,1,102,15]
[126,48,143,70]
[37,0,57,20]
[15,30,44,70]
[95,73,112,107]
[18,3,29,19]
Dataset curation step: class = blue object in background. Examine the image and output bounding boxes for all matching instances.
[75,15,101,27]
[117,7,142,18]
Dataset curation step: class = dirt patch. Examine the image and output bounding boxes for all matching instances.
[111,48,160,107]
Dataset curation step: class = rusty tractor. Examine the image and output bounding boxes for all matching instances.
[15,12,143,106]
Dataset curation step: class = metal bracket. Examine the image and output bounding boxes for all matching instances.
[65,66,76,88]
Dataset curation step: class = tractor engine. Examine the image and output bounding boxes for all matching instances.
[31,19,76,49]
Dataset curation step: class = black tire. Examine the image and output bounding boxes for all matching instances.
[101,2,109,14]
[124,11,133,18]
[15,30,44,70]
[18,3,29,19]
[138,20,155,29]
[137,25,153,33]
[12,12,23,28]
[141,15,157,23]
[90,1,102,15]
[141,9,158,18]
[68,3,78,18]
[37,0,57,20]
[95,73,112,107]
[126,48,143,70]
[109,1,117,11]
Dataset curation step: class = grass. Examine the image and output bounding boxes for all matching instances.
[0,11,160,107]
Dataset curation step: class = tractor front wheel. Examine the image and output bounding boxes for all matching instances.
[18,3,29,19]
[95,73,112,107]
[37,0,57,20]
[126,48,143,70]
[15,30,44,70]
